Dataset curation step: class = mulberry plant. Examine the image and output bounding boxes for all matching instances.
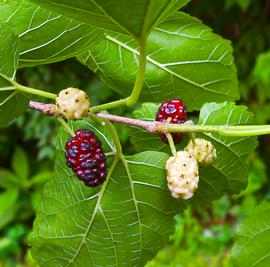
[0,1,269,267]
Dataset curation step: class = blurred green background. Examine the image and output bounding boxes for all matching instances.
[1,0,270,266]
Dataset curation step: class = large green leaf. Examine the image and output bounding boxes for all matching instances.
[11,146,29,180]
[79,12,239,110]
[193,102,258,206]
[0,0,98,67]
[28,0,190,38]
[0,189,19,229]
[129,102,257,206]
[0,23,29,128]
[30,119,185,266]
[0,23,19,80]
[232,201,270,267]
[0,169,21,189]
[0,91,29,128]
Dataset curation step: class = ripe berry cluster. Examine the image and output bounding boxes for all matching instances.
[65,129,106,187]
[155,99,187,144]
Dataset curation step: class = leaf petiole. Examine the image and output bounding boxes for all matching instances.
[90,35,147,113]
[125,36,147,107]
[16,83,57,100]
[90,98,127,113]
[0,72,57,100]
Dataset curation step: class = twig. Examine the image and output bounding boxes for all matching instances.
[29,101,56,116]
[28,101,270,137]
[95,112,161,132]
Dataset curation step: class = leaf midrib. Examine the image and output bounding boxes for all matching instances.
[65,157,119,266]
[106,35,233,97]
[120,155,143,263]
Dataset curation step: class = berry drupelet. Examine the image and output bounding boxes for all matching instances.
[65,129,107,187]
[155,99,187,144]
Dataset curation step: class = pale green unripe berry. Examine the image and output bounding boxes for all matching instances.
[165,151,199,200]
[56,88,90,120]
[185,138,216,166]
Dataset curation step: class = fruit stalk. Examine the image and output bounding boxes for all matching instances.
[166,133,177,156]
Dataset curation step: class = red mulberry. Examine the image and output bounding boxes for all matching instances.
[65,129,107,187]
[155,99,187,144]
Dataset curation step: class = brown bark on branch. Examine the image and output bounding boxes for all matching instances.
[28,101,168,133]
[29,101,56,116]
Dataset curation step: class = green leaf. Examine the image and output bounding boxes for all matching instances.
[28,0,190,39]
[31,191,43,211]
[253,50,270,85]
[0,91,29,128]
[63,118,115,152]
[0,22,29,128]
[0,0,98,67]
[30,119,186,266]
[225,0,251,11]
[11,146,29,180]
[192,102,258,206]
[232,201,270,267]
[30,171,53,187]
[0,189,19,229]
[0,23,19,80]
[78,11,239,110]
[0,169,20,189]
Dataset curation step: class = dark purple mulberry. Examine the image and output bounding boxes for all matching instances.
[65,129,107,187]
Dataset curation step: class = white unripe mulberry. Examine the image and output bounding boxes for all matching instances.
[185,138,216,166]
[165,151,199,200]
[56,88,90,120]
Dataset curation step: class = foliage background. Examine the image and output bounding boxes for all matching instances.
[0,0,270,266]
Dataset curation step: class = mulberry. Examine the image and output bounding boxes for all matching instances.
[65,129,107,187]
